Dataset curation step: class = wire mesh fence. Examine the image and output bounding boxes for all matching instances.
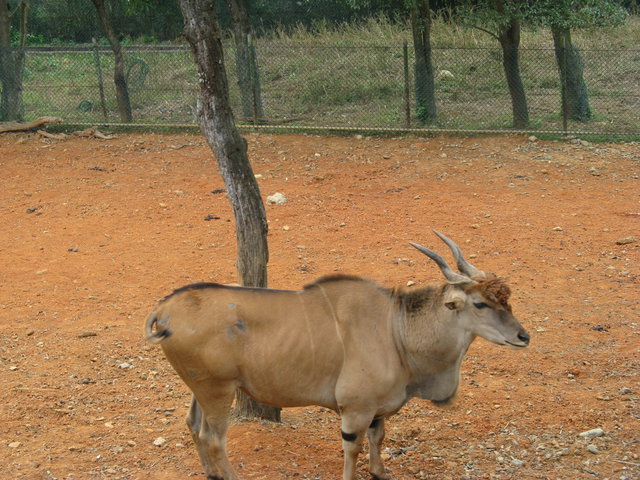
[14,42,640,136]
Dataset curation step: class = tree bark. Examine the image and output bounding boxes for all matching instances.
[0,0,25,121]
[497,16,529,128]
[228,0,264,122]
[92,0,132,122]
[409,0,436,123]
[178,0,279,423]
[551,25,591,122]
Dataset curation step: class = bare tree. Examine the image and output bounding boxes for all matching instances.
[177,0,280,422]
[92,0,132,122]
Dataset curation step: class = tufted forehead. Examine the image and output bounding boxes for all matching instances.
[464,275,512,309]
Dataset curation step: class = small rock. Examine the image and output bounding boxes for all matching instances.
[586,444,599,454]
[620,387,632,395]
[616,236,636,245]
[553,226,564,231]
[282,225,290,231]
[406,281,415,287]
[579,428,604,438]
[153,437,167,447]
[9,366,18,371]
[119,362,133,369]
[511,458,524,467]
[528,136,537,142]
[8,441,21,449]
[267,192,287,205]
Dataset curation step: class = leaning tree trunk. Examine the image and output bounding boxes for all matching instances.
[178,0,280,423]
[409,0,436,123]
[498,18,529,129]
[551,26,591,122]
[92,0,132,122]
[0,0,25,121]
[228,0,264,122]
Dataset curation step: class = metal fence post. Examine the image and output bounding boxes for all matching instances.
[403,40,411,128]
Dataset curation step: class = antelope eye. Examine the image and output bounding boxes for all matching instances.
[473,302,489,309]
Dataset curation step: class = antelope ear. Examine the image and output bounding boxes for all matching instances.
[444,289,466,311]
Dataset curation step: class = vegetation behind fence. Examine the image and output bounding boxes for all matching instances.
[19,42,640,136]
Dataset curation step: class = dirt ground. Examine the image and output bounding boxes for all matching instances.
[0,132,638,480]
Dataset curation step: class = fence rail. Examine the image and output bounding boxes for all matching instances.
[11,43,640,136]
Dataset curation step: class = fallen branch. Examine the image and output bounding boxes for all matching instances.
[37,129,67,140]
[74,126,115,140]
[0,116,63,133]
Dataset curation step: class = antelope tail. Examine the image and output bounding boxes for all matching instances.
[145,312,172,343]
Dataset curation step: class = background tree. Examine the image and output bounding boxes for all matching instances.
[177,0,280,422]
[349,0,437,123]
[227,0,264,121]
[457,0,530,128]
[537,0,628,122]
[0,0,27,121]
[410,0,436,122]
[92,0,132,122]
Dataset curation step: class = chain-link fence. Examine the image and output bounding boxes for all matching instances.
[14,43,640,136]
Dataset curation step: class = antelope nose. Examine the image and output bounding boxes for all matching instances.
[518,331,530,345]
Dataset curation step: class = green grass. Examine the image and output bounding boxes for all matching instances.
[11,15,640,135]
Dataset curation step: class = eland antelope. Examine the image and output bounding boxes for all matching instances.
[145,231,530,480]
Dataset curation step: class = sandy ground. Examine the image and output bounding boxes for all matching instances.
[0,132,638,480]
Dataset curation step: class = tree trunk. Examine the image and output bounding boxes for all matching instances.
[551,26,591,122]
[178,0,279,423]
[0,0,25,121]
[92,0,132,122]
[409,0,436,123]
[228,0,264,122]
[497,17,529,128]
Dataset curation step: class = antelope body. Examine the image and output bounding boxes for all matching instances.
[145,232,530,480]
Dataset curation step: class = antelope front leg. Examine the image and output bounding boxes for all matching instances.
[367,417,390,480]
[340,412,375,480]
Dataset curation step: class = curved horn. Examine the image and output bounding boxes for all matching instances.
[433,230,486,280]
[409,242,472,284]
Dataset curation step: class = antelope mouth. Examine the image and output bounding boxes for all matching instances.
[505,332,530,348]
